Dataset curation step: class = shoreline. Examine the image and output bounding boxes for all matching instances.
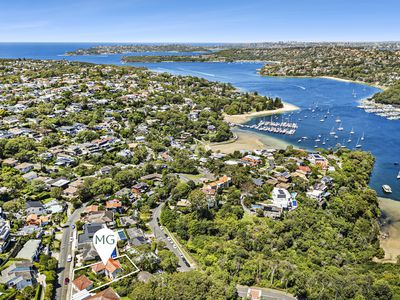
[209,127,290,153]
[376,197,400,263]
[321,76,387,91]
[258,71,386,91]
[223,102,299,125]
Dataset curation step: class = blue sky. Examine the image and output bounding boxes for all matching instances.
[0,0,399,42]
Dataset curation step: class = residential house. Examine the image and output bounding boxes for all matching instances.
[80,243,100,262]
[44,199,64,214]
[201,175,232,199]
[132,182,149,197]
[2,158,18,167]
[78,223,105,248]
[25,201,46,216]
[272,187,292,209]
[0,218,11,253]
[241,155,262,166]
[16,239,41,261]
[308,153,329,169]
[306,189,325,202]
[0,262,37,290]
[26,214,49,226]
[126,228,148,247]
[82,211,114,227]
[72,274,93,292]
[64,185,79,198]
[48,177,70,188]
[91,258,122,280]
[84,205,99,214]
[85,287,120,300]
[15,162,34,173]
[297,165,312,175]
[22,171,38,181]
[105,199,123,213]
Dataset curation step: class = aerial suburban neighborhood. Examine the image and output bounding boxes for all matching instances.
[0,55,383,300]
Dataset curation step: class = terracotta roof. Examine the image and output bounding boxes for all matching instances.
[106,199,122,209]
[105,258,121,273]
[92,258,121,274]
[91,262,106,273]
[208,175,231,187]
[85,287,120,300]
[85,205,99,213]
[298,166,311,173]
[72,275,93,291]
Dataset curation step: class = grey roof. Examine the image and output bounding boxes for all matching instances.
[16,240,41,260]
[78,223,104,245]
[25,201,44,209]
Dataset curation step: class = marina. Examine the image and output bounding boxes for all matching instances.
[238,116,298,135]
[358,99,400,120]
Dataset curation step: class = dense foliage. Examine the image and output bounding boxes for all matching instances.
[372,82,400,105]
[160,150,400,299]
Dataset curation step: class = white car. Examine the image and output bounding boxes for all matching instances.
[67,255,72,262]
[69,237,74,242]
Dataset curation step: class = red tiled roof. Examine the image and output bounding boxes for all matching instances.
[72,275,93,291]
[106,199,122,209]
[85,287,120,300]
[92,258,121,274]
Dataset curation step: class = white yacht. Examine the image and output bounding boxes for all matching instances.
[382,185,392,193]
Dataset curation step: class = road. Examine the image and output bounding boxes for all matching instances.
[149,203,193,272]
[55,205,85,300]
[240,195,252,215]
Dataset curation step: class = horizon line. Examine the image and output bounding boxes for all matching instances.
[1,40,400,44]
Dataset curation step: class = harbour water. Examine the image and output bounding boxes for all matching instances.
[0,43,399,200]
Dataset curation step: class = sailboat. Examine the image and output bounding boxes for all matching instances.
[355,137,362,148]
[329,127,336,135]
[338,122,344,131]
[336,117,341,123]
[350,127,355,134]
[320,118,325,122]
[322,138,326,145]
[361,132,365,141]
[352,90,357,98]
[397,171,400,179]
[347,136,352,143]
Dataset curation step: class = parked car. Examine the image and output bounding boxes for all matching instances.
[64,277,70,285]
[67,255,72,262]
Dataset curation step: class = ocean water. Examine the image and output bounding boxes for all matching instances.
[0,43,399,200]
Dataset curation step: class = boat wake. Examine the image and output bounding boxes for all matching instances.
[293,85,306,90]
[182,69,216,77]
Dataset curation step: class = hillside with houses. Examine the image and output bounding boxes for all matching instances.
[0,59,399,300]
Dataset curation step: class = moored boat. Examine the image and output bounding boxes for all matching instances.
[382,185,392,193]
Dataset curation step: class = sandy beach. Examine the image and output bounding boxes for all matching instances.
[376,197,400,263]
[209,127,290,153]
[223,102,299,125]
[321,76,386,90]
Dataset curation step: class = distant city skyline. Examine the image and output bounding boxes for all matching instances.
[1,0,399,42]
